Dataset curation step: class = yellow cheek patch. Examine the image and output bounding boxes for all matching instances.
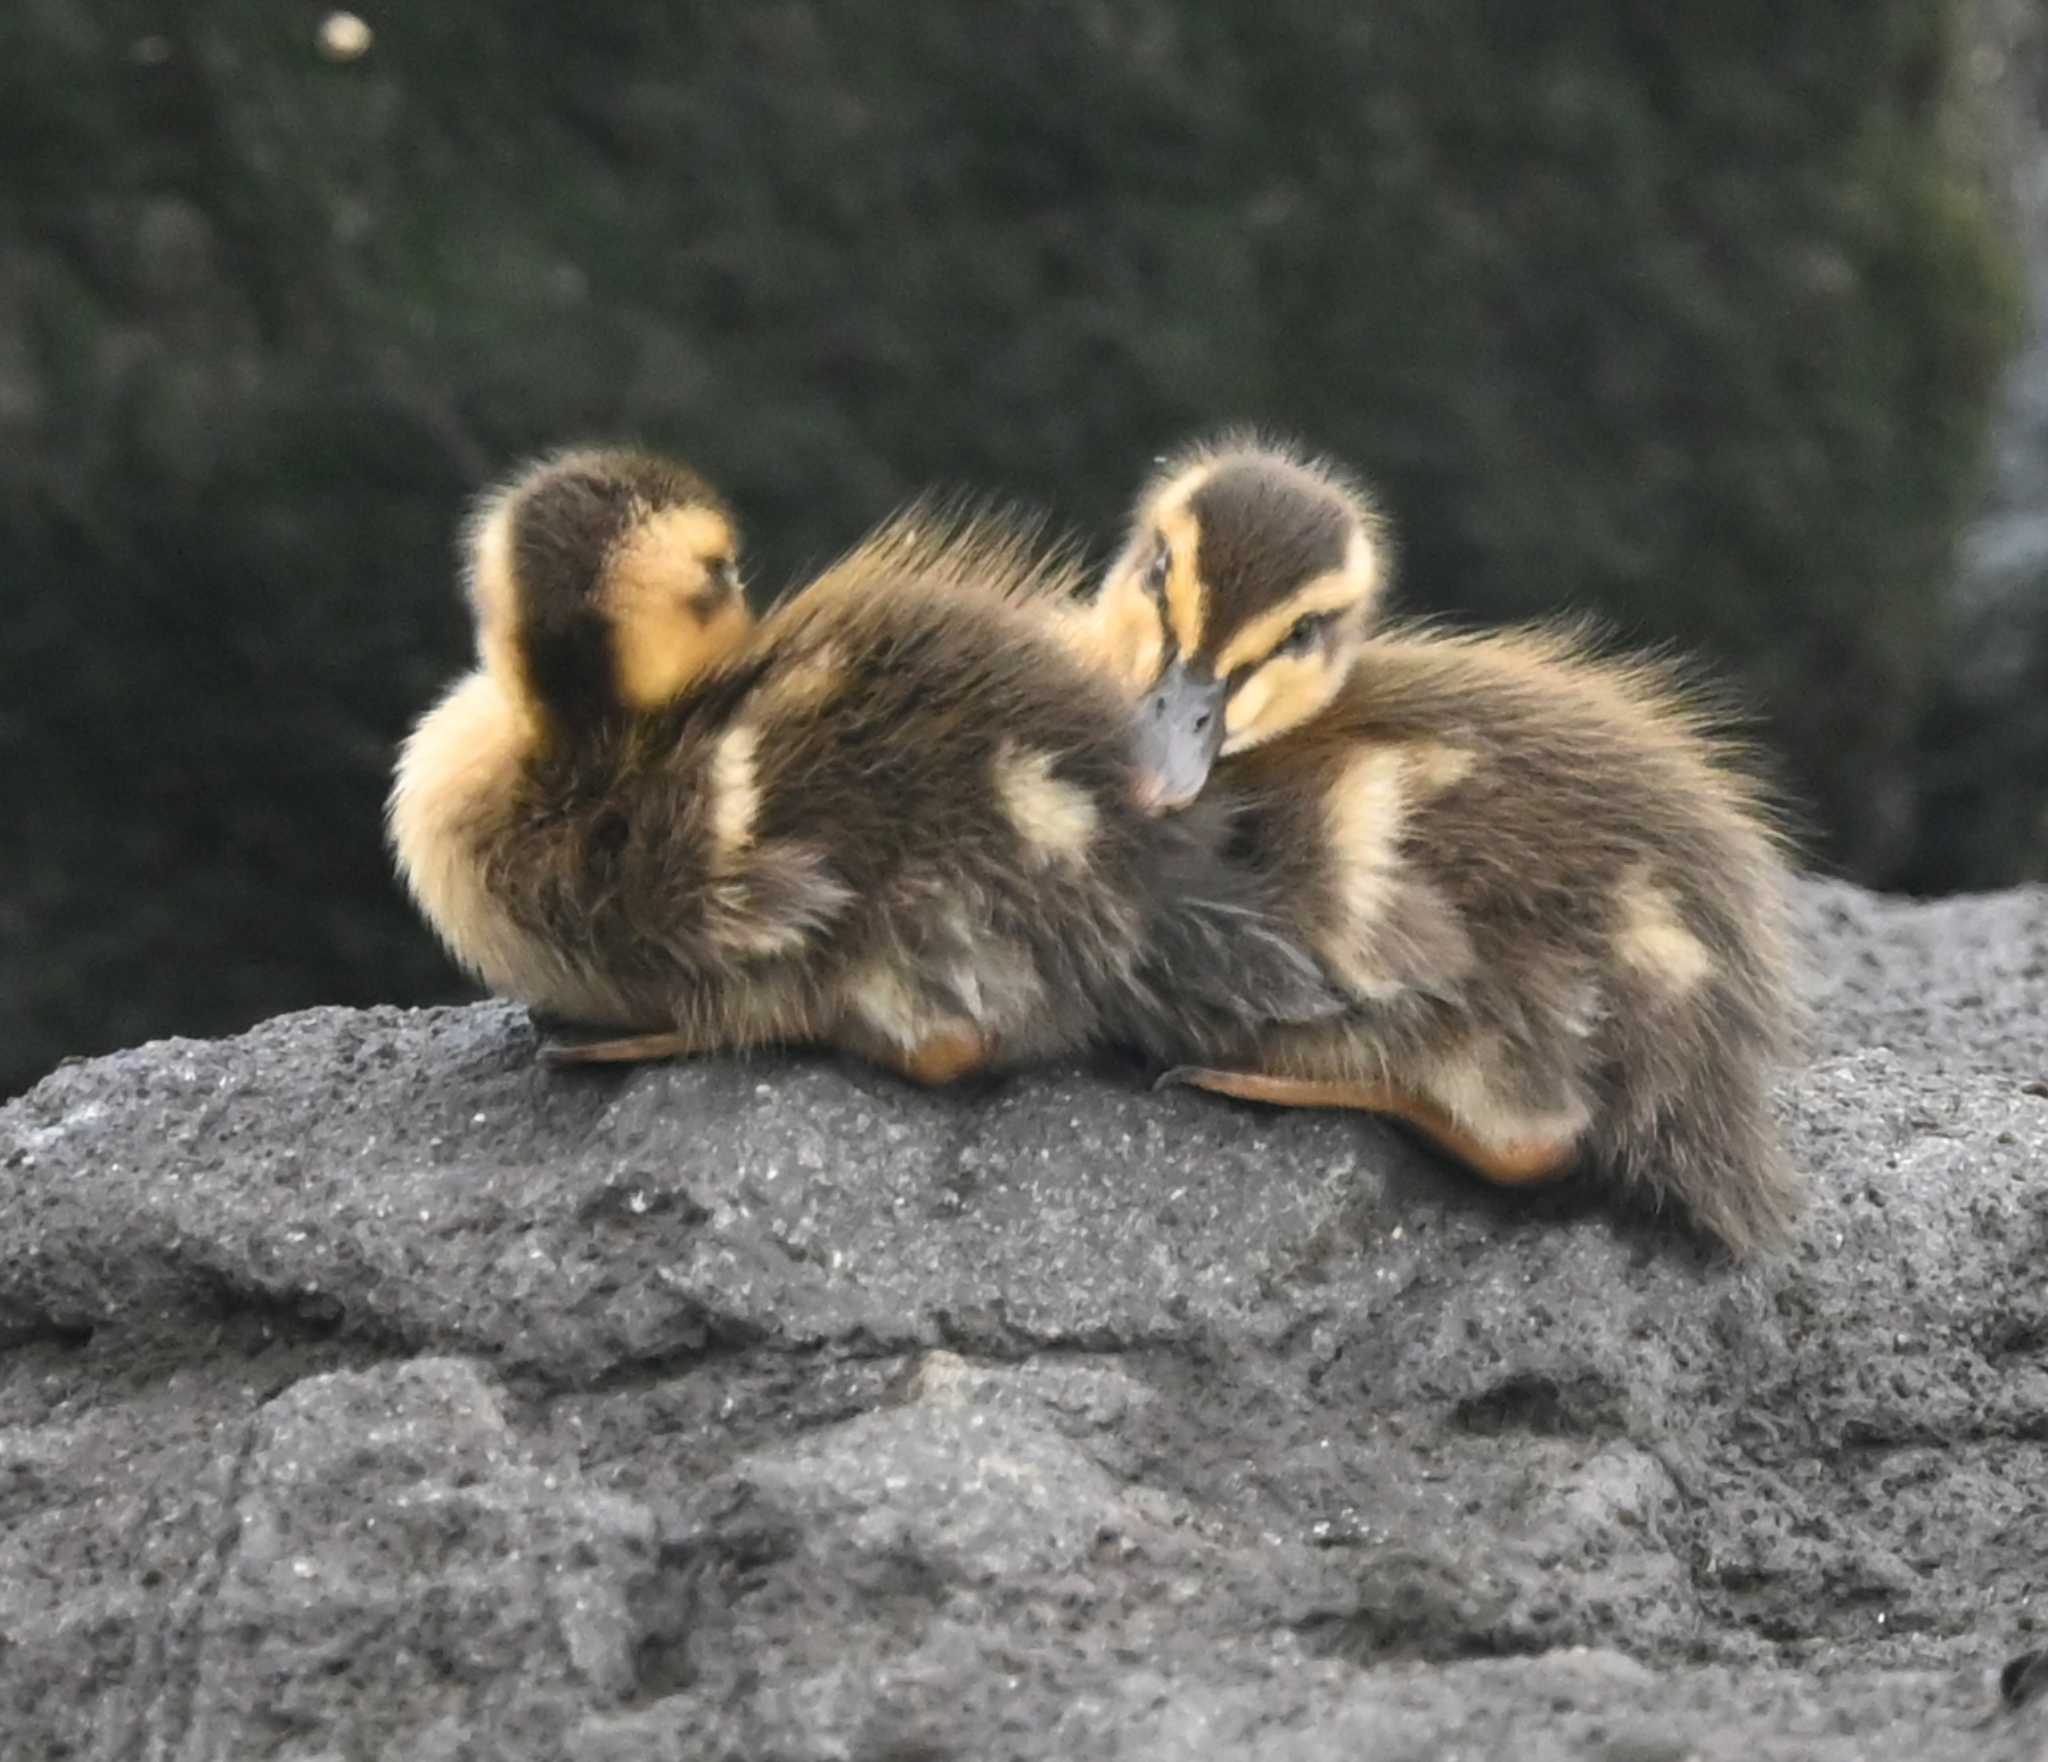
[605,503,749,709]
[1221,653,1335,752]
[608,505,736,612]
[613,594,750,711]
[1224,669,1275,739]
[1076,574,1169,694]
[1123,616,1165,695]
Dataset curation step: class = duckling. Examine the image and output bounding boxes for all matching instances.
[1070,435,1805,1255]
[387,446,1343,1089]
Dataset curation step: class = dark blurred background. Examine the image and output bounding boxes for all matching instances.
[4,1,2045,1099]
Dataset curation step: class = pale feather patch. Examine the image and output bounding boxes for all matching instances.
[704,841,853,957]
[995,743,1099,867]
[1306,742,1481,997]
[1318,746,1411,997]
[709,723,762,863]
[1403,741,1477,795]
[756,644,845,715]
[1616,874,1715,997]
[844,961,928,1054]
[706,902,813,958]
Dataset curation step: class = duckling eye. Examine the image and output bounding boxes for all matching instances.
[1278,612,1332,658]
[1144,546,1171,599]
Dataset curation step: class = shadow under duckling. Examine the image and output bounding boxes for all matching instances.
[1067,434,1806,1256]
[387,446,1344,1089]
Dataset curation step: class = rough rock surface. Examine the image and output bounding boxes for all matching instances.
[1,877,2045,1759]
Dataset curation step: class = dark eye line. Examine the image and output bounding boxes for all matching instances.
[694,555,740,605]
[1144,542,1172,601]
[1281,609,1336,652]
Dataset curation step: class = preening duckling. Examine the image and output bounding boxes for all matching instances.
[387,447,1342,1088]
[387,447,754,1032]
[1075,436,1805,1255]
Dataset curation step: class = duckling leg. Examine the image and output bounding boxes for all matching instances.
[540,1027,734,1067]
[829,978,994,1087]
[875,1025,993,1087]
[831,1020,991,1089]
[1156,1066,1579,1186]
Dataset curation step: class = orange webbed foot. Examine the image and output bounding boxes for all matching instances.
[539,1027,728,1068]
[1156,1065,1580,1188]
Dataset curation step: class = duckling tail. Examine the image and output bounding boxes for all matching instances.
[1601,1038,1805,1260]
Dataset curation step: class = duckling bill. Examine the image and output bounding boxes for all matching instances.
[388,446,1345,1091]
[1073,434,1806,1256]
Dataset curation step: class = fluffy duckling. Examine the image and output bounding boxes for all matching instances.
[1070,436,1805,1255]
[387,447,1342,1087]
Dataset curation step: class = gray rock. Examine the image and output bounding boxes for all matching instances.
[1,878,2045,1758]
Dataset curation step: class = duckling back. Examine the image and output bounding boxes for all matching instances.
[1228,623,1805,1254]
[594,511,1339,1065]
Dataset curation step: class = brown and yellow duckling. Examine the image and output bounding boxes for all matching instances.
[1070,436,1806,1255]
[387,446,1342,1087]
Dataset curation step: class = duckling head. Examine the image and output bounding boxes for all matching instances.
[1089,437,1387,812]
[465,447,750,742]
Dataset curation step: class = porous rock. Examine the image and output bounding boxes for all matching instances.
[0,877,2044,1758]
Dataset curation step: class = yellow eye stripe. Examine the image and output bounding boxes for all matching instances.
[1154,501,1205,660]
[1211,566,1370,680]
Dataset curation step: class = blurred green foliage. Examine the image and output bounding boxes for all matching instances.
[0,0,2019,1095]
